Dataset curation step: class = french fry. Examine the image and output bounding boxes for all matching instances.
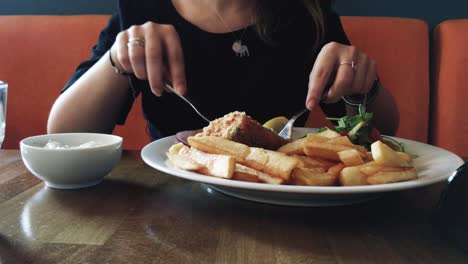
[232,164,259,183]
[327,136,354,146]
[338,149,365,167]
[277,137,307,155]
[304,141,355,161]
[305,134,330,143]
[397,152,413,162]
[361,165,413,176]
[292,155,337,170]
[293,167,327,175]
[327,162,346,177]
[233,164,283,185]
[291,168,337,186]
[167,153,203,171]
[339,166,368,186]
[188,136,250,159]
[177,145,235,179]
[371,140,410,167]
[242,147,298,181]
[168,143,186,155]
[359,164,385,176]
[316,129,341,138]
[327,136,368,154]
[304,133,368,161]
[367,168,417,184]
[356,160,379,167]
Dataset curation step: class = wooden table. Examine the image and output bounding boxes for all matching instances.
[0,150,466,263]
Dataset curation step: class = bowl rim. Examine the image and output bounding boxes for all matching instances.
[20,133,123,151]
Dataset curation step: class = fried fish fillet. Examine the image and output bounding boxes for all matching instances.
[196,111,288,150]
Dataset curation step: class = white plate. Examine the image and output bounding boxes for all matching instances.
[141,128,464,206]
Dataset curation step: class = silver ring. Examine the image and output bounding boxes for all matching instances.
[127,38,145,48]
[340,61,357,72]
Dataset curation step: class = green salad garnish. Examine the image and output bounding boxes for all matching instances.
[319,104,406,152]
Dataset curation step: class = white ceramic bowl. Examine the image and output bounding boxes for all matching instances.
[20,133,123,189]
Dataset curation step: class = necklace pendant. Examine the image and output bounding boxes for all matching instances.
[232,40,249,58]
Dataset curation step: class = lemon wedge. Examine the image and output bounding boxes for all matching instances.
[263,116,289,134]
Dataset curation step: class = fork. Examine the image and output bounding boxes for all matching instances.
[277,81,334,139]
[164,83,211,123]
[278,108,308,139]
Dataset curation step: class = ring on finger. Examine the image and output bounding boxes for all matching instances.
[127,38,145,48]
[340,61,357,72]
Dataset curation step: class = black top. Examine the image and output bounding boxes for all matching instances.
[63,0,350,140]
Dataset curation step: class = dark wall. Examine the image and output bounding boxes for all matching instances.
[0,0,117,15]
[335,0,468,28]
[1,0,467,28]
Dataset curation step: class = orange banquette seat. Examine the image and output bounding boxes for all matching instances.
[0,15,148,150]
[340,16,430,143]
[431,19,468,158]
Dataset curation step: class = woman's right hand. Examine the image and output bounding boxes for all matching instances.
[111,22,186,96]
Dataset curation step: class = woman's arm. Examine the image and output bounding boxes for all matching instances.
[306,4,399,136]
[307,42,400,136]
[47,51,131,134]
[48,16,187,134]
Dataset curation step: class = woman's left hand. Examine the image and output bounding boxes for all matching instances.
[306,42,378,110]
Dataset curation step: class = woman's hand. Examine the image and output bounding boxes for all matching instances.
[306,42,378,110]
[111,22,186,96]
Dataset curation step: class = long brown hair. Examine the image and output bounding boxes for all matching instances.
[255,0,327,50]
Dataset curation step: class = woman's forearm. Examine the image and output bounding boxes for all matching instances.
[47,51,131,134]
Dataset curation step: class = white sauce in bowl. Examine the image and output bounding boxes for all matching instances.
[43,140,103,149]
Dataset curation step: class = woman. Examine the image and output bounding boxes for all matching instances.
[47,0,399,140]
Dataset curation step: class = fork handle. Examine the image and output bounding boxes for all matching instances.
[164,83,211,123]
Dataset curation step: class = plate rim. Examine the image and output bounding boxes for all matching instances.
[141,130,464,195]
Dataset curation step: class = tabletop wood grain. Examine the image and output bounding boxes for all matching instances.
[0,150,466,264]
